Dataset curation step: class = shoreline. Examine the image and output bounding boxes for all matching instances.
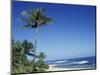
[47,64,95,71]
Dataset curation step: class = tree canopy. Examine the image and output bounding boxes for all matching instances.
[20,8,52,29]
[11,40,49,74]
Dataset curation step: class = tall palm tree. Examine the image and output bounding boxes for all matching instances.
[20,8,52,62]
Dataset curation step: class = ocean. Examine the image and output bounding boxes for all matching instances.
[45,56,96,69]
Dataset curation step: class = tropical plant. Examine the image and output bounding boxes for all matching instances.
[32,59,49,72]
[20,8,52,62]
[11,40,34,73]
[12,40,49,74]
[38,52,46,59]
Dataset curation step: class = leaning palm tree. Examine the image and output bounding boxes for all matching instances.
[20,8,52,62]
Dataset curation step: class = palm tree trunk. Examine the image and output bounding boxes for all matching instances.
[33,27,39,63]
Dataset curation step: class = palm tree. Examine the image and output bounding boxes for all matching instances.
[20,8,52,62]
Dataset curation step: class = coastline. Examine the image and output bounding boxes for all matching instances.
[47,64,95,71]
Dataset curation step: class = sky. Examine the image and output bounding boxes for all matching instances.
[12,1,96,60]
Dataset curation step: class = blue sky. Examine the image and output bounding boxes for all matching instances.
[12,1,96,60]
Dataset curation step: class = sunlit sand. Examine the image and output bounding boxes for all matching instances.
[47,64,93,71]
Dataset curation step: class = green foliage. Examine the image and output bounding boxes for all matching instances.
[11,40,49,74]
[11,40,33,73]
[20,8,53,29]
[32,59,49,72]
[38,52,46,59]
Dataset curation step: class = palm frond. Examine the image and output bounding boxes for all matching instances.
[20,25,33,30]
[40,17,52,25]
[20,18,33,25]
[21,10,31,17]
[20,8,53,29]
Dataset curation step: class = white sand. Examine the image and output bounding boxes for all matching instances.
[47,64,91,71]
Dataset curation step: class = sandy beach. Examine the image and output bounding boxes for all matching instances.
[47,64,92,71]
